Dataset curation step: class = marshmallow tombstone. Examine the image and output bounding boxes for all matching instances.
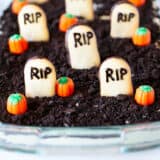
[110,2,139,38]
[65,0,94,21]
[18,4,49,42]
[66,25,100,69]
[28,0,48,4]
[24,57,56,98]
[99,57,133,97]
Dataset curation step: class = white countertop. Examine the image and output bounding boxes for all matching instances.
[1,147,160,160]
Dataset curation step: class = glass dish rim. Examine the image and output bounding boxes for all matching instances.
[0,120,160,154]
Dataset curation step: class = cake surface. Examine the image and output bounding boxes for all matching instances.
[0,0,160,126]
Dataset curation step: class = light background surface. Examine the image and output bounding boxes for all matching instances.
[0,0,160,159]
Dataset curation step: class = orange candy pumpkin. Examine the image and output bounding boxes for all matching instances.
[8,34,28,55]
[7,93,28,115]
[128,0,146,7]
[56,77,75,97]
[59,13,78,32]
[12,0,28,15]
[135,85,155,106]
[132,27,151,47]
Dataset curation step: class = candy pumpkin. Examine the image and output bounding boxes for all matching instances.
[128,0,146,7]
[132,27,151,47]
[12,0,28,15]
[135,85,155,106]
[56,77,75,97]
[8,34,28,55]
[59,13,78,32]
[7,93,27,115]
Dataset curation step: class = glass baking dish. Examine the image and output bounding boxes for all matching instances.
[1,122,160,154]
[0,0,160,155]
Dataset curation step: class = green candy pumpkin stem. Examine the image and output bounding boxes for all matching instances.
[140,85,152,92]
[65,13,74,19]
[136,27,148,36]
[10,34,22,40]
[9,93,22,105]
[58,77,68,84]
